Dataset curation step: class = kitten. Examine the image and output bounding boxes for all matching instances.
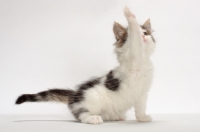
[15,7,156,124]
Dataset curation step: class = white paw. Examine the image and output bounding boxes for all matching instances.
[124,6,131,18]
[123,6,135,18]
[136,115,152,122]
[84,116,103,125]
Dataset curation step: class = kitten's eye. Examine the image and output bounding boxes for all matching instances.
[143,32,147,35]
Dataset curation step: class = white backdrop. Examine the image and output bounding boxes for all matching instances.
[1,0,200,114]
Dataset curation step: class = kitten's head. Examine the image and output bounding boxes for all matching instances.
[113,19,155,57]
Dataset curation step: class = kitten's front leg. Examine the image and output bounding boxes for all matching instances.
[134,94,152,122]
[123,7,144,61]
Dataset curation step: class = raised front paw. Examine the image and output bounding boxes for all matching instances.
[124,6,135,18]
[83,115,103,125]
[136,115,152,122]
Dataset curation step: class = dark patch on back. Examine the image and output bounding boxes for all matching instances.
[105,71,120,91]
[72,108,89,120]
[69,78,101,105]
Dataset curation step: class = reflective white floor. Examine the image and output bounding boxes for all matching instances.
[1,114,200,132]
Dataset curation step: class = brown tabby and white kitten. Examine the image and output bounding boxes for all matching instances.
[16,7,156,124]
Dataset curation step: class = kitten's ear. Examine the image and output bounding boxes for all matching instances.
[113,22,126,40]
[143,19,151,32]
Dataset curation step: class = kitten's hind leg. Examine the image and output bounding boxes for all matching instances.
[79,112,103,124]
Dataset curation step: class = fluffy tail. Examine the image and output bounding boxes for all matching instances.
[15,89,75,104]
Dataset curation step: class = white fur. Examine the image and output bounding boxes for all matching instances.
[72,7,156,124]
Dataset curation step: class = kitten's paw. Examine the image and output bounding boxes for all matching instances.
[124,6,131,18]
[84,116,103,125]
[123,6,135,18]
[136,115,152,122]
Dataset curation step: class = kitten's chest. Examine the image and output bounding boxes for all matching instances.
[129,61,154,82]
[122,66,153,97]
